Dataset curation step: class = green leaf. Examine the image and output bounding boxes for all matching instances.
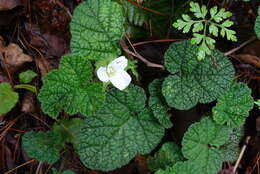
[190,2,207,18]
[191,33,204,44]
[220,27,237,41]
[19,70,37,83]
[149,79,172,129]
[0,82,18,115]
[255,7,260,38]
[38,54,105,118]
[173,19,196,33]
[212,82,254,127]
[211,8,232,23]
[70,0,125,60]
[192,22,204,32]
[22,131,62,164]
[255,99,260,108]
[155,161,202,174]
[162,41,235,110]
[220,127,243,162]
[210,6,218,17]
[182,117,231,174]
[75,85,165,171]
[147,142,183,171]
[209,24,219,37]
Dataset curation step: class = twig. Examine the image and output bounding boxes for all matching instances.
[127,0,165,16]
[120,40,165,69]
[224,37,257,56]
[4,159,35,174]
[35,161,43,174]
[233,136,251,174]
[133,38,189,47]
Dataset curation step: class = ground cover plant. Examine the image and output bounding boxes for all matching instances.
[0,0,260,174]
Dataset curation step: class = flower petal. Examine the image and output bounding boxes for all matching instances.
[108,56,128,70]
[109,70,131,90]
[97,67,109,82]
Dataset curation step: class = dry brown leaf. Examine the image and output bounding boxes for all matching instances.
[21,92,35,113]
[0,43,32,70]
[0,0,21,11]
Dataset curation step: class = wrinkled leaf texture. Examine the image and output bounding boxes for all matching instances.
[162,41,235,110]
[38,54,104,118]
[70,0,125,60]
[75,85,165,171]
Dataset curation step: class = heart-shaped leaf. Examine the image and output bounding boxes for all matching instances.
[162,41,235,110]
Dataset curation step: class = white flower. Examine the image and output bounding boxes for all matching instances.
[97,56,131,90]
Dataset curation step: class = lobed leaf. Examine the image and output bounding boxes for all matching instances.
[70,0,125,60]
[0,82,18,115]
[182,117,231,174]
[38,54,105,118]
[190,2,207,18]
[212,82,254,127]
[75,85,164,171]
[211,8,232,23]
[162,41,235,110]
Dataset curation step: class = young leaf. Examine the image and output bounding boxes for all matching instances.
[211,8,232,23]
[38,54,105,118]
[209,24,219,37]
[189,2,207,18]
[220,127,243,162]
[162,41,235,110]
[75,85,164,171]
[173,19,196,33]
[155,161,202,174]
[254,7,260,38]
[70,0,125,60]
[149,79,172,129]
[220,27,237,41]
[19,70,37,83]
[192,22,204,32]
[0,82,18,115]
[147,142,183,171]
[182,117,231,174]
[212,82,254,127]
[22,131,62,164]
[255,99,260,108]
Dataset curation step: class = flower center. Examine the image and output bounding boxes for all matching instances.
[107,66,116,77]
